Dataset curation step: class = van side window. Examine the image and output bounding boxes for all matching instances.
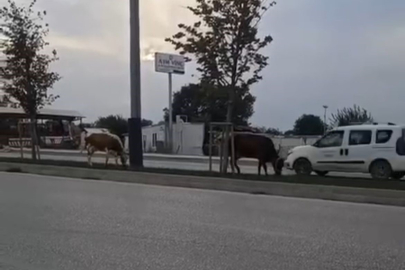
[316,131,344,148]
[349,130,372,145]
[376,130,393,144]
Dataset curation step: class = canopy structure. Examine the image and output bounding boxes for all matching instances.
[0,107,85,121]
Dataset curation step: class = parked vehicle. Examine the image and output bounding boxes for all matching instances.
[284,123,405,179]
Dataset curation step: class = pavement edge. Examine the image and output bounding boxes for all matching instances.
[0,162,404,207]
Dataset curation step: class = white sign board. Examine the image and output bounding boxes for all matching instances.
[155,53,185,75]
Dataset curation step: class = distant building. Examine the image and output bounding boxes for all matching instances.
[124,119,205,156]
[0,107,85,149]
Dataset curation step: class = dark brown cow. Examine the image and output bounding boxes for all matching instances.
[230,133,283,176]
[85,133,128,168]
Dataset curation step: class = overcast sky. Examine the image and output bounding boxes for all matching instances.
[3,0,405,131]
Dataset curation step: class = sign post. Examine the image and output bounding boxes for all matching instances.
[168,72,173,151]
[155,52,185,153]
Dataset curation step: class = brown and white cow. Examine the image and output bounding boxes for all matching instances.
[84,133,128,168]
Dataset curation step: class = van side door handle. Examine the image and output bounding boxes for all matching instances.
[345,149,349,156]
[340,149,344,156]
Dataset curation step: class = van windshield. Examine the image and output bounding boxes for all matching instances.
[313,131,344,148]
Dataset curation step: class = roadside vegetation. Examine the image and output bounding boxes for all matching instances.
[1,157,404,191]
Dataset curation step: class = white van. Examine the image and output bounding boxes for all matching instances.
[284,124,405,179]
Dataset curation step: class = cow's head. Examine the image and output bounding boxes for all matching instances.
[275,158,284,175]
[274,145,284,175]
[120,152,129,168]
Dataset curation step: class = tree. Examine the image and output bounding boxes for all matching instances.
[95,115,127,137]
[141,119,153,127]
[0,0,61,159]
[164,83,255,125]
[265,127,282,135]
[166,0,275,171]
[293,114,324,136]
[95,115,153,137]
[330,105,373,127]
[164,84,205,123]
[284,130,295,136]
[166,0,275,125]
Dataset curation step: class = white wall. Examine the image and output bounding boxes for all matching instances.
[216,133,320,158]
[141,125,166,152]
[124,122,205,155]
[270,136,320,158]
[124,125,320,157]
[173,122,204,155]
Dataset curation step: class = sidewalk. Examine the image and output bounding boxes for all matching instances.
[1,147,259,165]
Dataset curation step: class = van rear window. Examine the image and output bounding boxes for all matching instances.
[376,130,393,144]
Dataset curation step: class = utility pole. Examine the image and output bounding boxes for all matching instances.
[128,0,143,168]
[168,73,173,153]
[323,105,328,135]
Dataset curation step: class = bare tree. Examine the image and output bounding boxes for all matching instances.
[330,105,373,127]
[0,0,61,159]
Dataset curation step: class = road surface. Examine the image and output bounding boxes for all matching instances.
[1,172,404,270]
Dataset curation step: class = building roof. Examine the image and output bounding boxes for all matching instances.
[0,107,85,121]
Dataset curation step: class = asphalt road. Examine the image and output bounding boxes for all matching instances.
[1,173,405,270]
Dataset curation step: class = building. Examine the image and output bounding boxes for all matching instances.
[123,118,321,157]
[0,107,85,149]
[124,121,205,156]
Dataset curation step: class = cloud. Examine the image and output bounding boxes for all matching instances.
[250,0,405,130]
[2,0,405,130]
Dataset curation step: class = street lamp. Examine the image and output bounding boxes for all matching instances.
[128,0,143,168]
[323,105,328,134]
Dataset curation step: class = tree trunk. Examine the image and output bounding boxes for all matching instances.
[30,117,37,160]
[220,95,234,173]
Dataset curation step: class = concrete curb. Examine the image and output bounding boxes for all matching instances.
[0,162,404,207]
[4,148,260,166]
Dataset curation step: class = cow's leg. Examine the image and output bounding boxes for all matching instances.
[263,162,268,176]
[234,158,241,174]
[271,159,280,175]
[105,149,110,167]
[230,149,240,174]
[229,153,235,173]
[108,151,119,166]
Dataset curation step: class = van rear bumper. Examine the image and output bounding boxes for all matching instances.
[389,159,405,172]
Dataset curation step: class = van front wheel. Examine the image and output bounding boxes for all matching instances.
[370,160,392,180]
[294,158,312,176]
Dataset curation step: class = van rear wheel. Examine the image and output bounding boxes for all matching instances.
[294,158,312,176]
[370,160,392,180]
